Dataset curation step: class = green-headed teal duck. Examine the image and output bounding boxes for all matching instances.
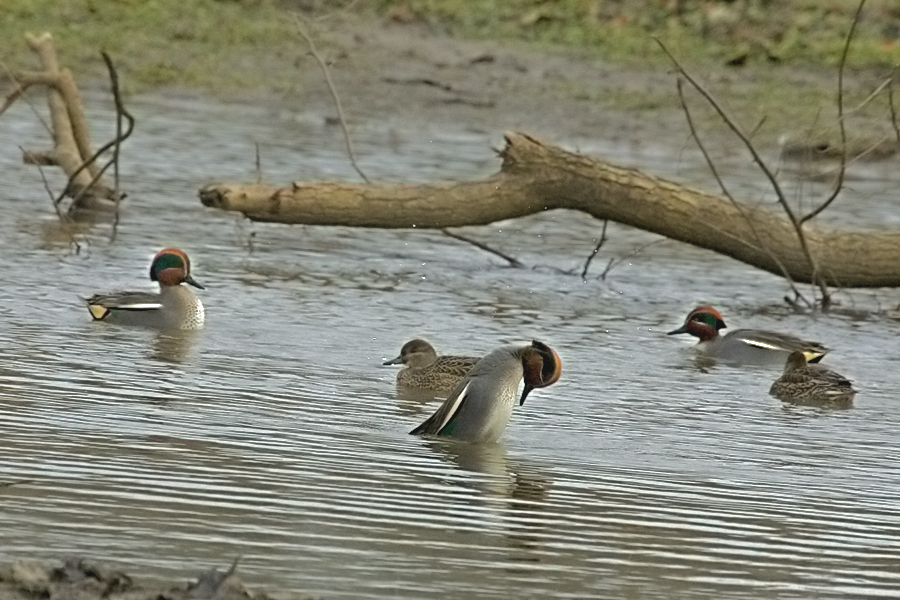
[384,339,479,392]
[770,351,856,407]
[86,247,205,330]
[410,340,562,443]
[668,305,828,365]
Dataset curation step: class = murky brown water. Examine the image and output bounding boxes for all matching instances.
[1,91,899,598]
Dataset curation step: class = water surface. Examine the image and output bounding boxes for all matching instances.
[1,92,899,599]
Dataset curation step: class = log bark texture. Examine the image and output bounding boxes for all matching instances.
[199,132,900,288]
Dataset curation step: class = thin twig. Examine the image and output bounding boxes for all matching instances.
[0,80,29,117]
[748,115,767,140]
[254,141,263,184]
[800,0,866,225]
[675,78,810,306]
[293,13,369,183]
[889,74,900,144]
[29,148,82,253]
[440,229,523,267]
[59,58,135,214]
[101,51,131,240]
[656,38,827,305]
[845,77,891,116]
[598,239,669,281]
[0,60,53,134]
[313,0,363,22]
[580,219,609,281]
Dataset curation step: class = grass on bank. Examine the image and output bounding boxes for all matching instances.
[369,0,900,67]
[2,0,899,92]
[1,0,898,144]
[0,0,299,93]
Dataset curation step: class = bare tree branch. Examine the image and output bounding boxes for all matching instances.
[889,74,900,144]
[599,239,669,281]
[675,78,811,307]
[293,13,369,184]
[28,148,82,253]
[440,229,523,267]
[101,51,133,240]
[44,54,134,215]
[580,219,609,281]
[800,0,867,225]
[656,38,828,305]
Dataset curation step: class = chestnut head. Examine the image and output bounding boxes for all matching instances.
[519,340,562,405]
[150,247,203,289]
[668,305,725,341]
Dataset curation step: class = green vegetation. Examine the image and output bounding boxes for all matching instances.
[2,0,898,94]
[0,0,298,92]
[0,0,897,141]
[370,0,900,67]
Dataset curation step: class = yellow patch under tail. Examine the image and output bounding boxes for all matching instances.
[803,350,826,362]
[87,304,110,320]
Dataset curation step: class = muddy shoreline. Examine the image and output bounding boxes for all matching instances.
[54,13,889,158]
[0,557,313,600]
[217,15,893,158]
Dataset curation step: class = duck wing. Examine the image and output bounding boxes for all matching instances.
[433,355,480,377]
[85,291,162,320]
[729,329,828,360]
[410,381,472,437]
[808,364,855,391]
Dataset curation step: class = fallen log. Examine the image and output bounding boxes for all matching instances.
[199,131,900,288]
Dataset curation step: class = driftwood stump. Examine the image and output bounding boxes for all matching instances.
[199,132,900,288]
[2,33,117,212]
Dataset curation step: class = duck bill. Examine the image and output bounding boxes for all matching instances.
[667,325,688,335]
[383,355,403,366]
[183,274,205,290]
[519,383,534,406]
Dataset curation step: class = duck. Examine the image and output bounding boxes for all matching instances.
[668,305,827,365]
[770,351,856,407]
[410,340,562,443]
[383,339,479,392]
[86,247,205,330]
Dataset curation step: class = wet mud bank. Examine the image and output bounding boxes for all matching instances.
[0,558,314,600]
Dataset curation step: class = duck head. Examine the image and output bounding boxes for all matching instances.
[668,305,726,341]
[520,340,562,406]
[383,339,438,368]
[783,350,809,373]
[150,247,204,289]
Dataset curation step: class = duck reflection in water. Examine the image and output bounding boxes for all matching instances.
[150,330,201,364]
[426,440,554,559]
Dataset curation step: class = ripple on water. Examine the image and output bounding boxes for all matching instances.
[1,94,899,599]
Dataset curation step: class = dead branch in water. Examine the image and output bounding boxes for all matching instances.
[2,33,125,214]
[100,51,135,240]
[656,0,868,309]
[673,77,810,309]
[199,131,900,288]
[656,39,830,306]
[580,219,609,281]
